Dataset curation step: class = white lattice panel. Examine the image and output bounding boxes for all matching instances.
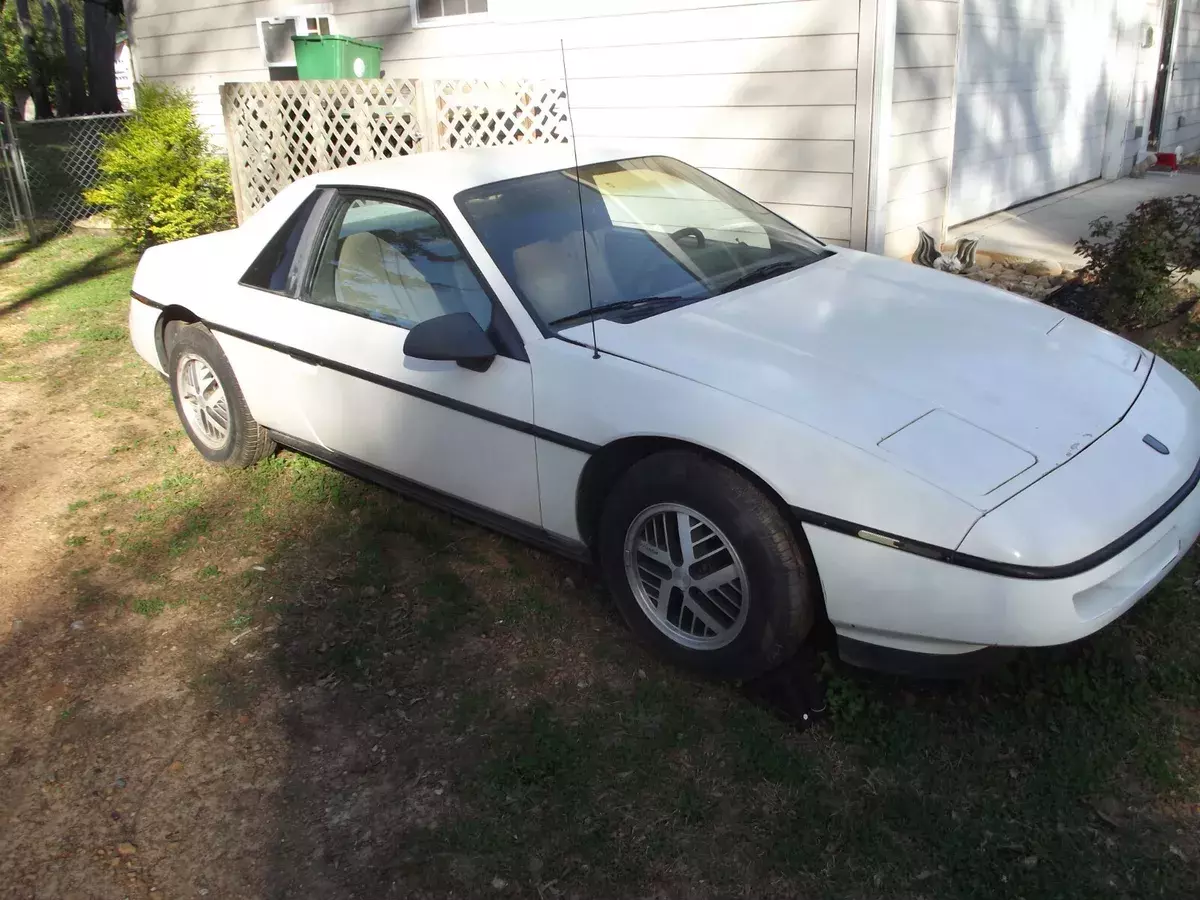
[432,80,569,151]
[220,77,571,221]
[221,78,421,217]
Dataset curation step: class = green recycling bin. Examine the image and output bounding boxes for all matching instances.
[292,34,382,80]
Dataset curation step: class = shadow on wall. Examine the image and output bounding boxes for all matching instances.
[125,0,1131,249]
[949,0,1115,227]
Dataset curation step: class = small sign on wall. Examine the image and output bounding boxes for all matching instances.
[116,31,136,111]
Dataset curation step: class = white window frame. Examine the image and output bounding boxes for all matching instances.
[413,0,491,28]
[256,9,337,68]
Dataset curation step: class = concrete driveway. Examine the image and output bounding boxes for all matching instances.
[948,173,1200,268]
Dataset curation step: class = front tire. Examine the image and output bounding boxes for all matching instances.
[598,451,815,680]
[167,323,275,468]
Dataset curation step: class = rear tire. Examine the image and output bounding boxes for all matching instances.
[167,323,275,468]
[598,450,815,680]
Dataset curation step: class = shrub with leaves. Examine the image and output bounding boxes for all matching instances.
[84,83,236,247]
[1072,194,1200,331]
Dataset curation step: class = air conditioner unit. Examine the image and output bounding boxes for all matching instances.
[256,6,336,68]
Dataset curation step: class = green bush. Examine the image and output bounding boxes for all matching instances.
[1073,195,1200,331]
[84,83,236,247]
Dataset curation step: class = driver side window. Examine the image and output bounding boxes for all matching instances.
[308,196,493,331]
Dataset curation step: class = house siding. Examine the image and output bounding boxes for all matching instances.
[1160,0,1200,154]
[129,0,867,245]
[883,0,960,259]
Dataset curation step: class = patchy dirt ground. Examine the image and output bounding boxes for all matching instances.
[2,236,1200,900]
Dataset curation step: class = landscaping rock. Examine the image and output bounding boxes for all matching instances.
[1024,260,1063,277]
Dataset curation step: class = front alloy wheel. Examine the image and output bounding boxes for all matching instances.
[599,450,816,680]
[624,503,750,649]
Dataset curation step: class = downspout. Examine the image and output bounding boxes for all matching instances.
[1158,0,1185,150]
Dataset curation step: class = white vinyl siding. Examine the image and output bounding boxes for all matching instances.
[884,0,960,258]
[130,0,864,245]
[946,0,1119,225]
[1161,1,1200,153]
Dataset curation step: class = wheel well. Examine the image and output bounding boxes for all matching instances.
[154,305,200,369]
[575,436,828,628]
[575,436,798,551]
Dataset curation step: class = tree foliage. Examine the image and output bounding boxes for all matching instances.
[84,83,236,247]
[1,0,113,116]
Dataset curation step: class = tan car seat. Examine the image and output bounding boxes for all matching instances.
[511,230,618,323]
[335,232,443,326]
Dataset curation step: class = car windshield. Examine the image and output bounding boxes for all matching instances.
[455,156,831,329]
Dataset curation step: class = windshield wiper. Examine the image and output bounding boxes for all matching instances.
[719,259,802,294]
[548,294,690,328]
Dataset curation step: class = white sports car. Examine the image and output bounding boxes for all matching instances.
[128,146,1200,678]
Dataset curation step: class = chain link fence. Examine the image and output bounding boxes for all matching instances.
[8,113,128,239]
[0,157,27,243]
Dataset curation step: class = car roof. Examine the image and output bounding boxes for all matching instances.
[303,143,641,197]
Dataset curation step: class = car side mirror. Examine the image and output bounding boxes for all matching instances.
[403,312,497,372]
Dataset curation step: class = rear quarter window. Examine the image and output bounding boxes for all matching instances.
[240,191,324,295]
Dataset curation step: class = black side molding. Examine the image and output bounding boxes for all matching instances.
[838,636,1017,678]
[130,292,599,456]
[132,290,163,309]
[138,290,1200,581]
[793,447,1200,581]
[270,431,592,563]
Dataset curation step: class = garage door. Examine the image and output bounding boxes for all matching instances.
[947,0,1118,226]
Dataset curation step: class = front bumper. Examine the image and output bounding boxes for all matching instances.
[806,355,1200,660]
[808,471,1200,657]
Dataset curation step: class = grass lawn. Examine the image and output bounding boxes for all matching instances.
[1,234,1198,898]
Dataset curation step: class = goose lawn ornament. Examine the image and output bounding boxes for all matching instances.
[913,227,979,273]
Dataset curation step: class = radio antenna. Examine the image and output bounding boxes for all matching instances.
[560,39,600,360]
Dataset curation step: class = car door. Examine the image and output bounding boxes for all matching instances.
[274,189,542,527]
[211,189,335,447]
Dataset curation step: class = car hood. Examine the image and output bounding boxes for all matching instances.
[576,248,1149,509]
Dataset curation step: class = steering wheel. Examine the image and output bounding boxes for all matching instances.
[670,227,706,249]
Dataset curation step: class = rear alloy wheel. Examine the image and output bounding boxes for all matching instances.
[167,323,276,468]
[599,451,815,680]
[177,352,230,450]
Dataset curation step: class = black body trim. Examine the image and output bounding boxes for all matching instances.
[131,292,598,455]
[131,292,595,453]
[793,447,1200,580]
[838,636,1017,678]
[270,431,592,563]
[210,321,600,454]
[137,290,1199,580]
[132,291,163,309]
